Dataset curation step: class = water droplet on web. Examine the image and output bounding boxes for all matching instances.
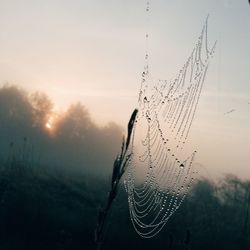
[124,17,214,237]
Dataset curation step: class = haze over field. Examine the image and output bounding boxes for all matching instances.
[0,1,249,177]
[0,85,124,178]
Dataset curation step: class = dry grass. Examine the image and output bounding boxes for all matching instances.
[94,109,138,250]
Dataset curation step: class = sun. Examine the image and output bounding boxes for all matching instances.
[44,111,60,135]
[45,115,56,133]
[45,122,52,130]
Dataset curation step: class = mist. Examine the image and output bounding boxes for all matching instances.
[0,84,123,177]
[0,84,250,250]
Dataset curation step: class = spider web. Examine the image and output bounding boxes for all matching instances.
[124,14,216,238]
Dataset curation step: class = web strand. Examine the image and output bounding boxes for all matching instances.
[125,2,216,238]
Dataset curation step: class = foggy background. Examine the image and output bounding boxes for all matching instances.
[0,84,123,177]
[0,1,249,249]
[0,0,249,178]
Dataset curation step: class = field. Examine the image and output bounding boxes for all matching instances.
[0,159,249,250]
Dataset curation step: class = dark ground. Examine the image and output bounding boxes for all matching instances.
[0,160,249,250]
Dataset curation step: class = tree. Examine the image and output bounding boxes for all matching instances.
[29,91,53,130]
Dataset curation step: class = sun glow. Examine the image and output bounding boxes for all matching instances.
[45,122,52,129]
[45,115,57,133]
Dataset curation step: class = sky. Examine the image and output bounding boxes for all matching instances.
[0,0,249,178]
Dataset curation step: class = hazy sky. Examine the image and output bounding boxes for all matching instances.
[0,0,249,178]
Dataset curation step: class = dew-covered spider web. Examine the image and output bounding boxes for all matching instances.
[124,2,216,238]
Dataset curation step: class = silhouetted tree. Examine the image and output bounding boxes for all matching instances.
[30,91,53,129]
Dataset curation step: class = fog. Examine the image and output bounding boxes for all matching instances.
[1,84,250,250]
[0,84,123,177]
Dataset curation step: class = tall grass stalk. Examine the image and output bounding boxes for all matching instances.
[95,109,138,250]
